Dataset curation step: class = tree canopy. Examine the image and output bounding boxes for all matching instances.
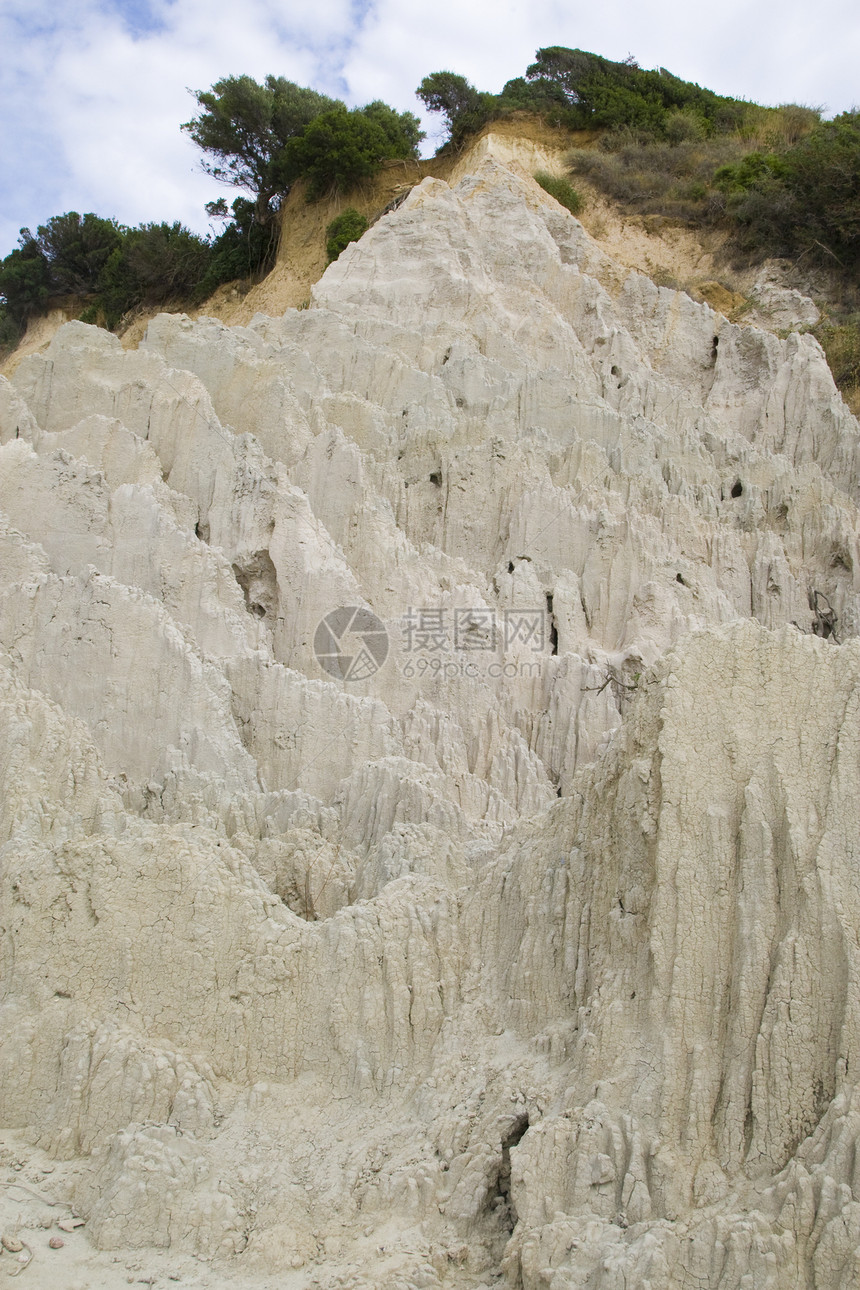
[25,212,123,295]
[3,48,853,359]
[0,211,217,336]
[417,46,754,147]
[182,75,342,223]
[1,76,421,346]
[0,237,51,332]
[523,47,746,135]
[282,103,422,199]
[183,76,422,214]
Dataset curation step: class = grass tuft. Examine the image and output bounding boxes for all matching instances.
[534,172,583,215]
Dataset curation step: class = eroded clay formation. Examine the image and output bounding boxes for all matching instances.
[1,157,859,1288]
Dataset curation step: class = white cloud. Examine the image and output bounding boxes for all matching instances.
[1,0,859,253]
[0,0,356,247]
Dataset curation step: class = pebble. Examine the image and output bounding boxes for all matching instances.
[1,1235,23,1253]
[49,1236,65,1249]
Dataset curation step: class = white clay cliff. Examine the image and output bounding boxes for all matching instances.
[1,152,860,1289]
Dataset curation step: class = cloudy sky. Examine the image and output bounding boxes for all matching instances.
[1,0,858,254]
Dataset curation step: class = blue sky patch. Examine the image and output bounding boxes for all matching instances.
[107,0,167,36]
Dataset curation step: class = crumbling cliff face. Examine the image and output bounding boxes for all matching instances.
[1,156,860,1289]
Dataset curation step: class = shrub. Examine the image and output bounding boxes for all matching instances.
[815,316,860,411]
[123,222,211,298]
[1,208,221,336]
[525,47,741,138]
[569,136,748,221]
[198,197,278,296]
[767,103,822,147]
[15,212,122,296]
[30,212,123,295]
[726,112,860,276]
[534,172,583,215]
[0,193,289,339]
[325,209,368,261]
[713,151,785,193]
[97,221,213,327]
[572,138,732,219]
[0,306,23,352]
[599,124,658,153]
[664,109,707,144]
[0,236,51,328]
[284,105,421,199]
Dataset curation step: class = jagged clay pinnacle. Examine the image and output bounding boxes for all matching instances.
[1,157,860,1287]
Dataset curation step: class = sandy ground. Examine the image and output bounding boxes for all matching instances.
[0,1132,238,1290]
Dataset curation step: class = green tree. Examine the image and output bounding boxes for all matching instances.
[416,71,493,143]
[525,46,738,138]
[773,111,860,265]
[526,47,600,105]
[283,104,420,199]
[360,100,423,155]
[97,222,212,327]
[30,211,122,294]
[182,75,342,224]
[0,233,51,333]
[198,196,279,295]
[497,75,571,118]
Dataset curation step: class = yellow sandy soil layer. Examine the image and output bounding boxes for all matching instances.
[0,115,797,375]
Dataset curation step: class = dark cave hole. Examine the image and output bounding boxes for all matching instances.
[490,1114,530,1236]
[546,593,558,655]
[232,550,278,621]
[429,472,442,487]
[731,481,743,498]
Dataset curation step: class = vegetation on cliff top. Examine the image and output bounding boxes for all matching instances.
[417,48,859,284]
[417,47,757,148]
[2,47,859,388]
[414,49,860,404]
[0,80,421,347]
[183,78,421,220]
[0,207,263,342]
